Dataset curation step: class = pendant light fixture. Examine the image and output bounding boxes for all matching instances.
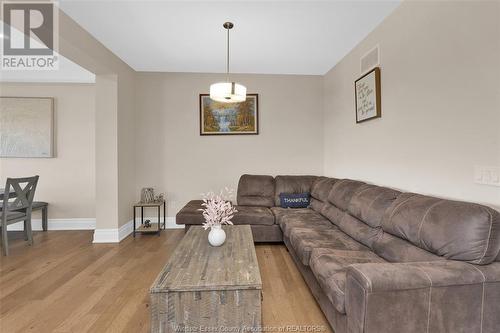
[209,22,247,103]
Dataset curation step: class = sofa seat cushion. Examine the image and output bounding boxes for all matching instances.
[289,226,369,266]
[282,215,333,239]
[271,208,332,238]
[271,207,319,226]
[176,200,274,226]
[309,249,386,314]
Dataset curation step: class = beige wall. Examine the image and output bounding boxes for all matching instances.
[135,73,324,216]
[57,10,137,228]
[94,75,119,226]
[323,0,500,209]
[0,83,96,219]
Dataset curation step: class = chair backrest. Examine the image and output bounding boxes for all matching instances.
[2,176,39,213]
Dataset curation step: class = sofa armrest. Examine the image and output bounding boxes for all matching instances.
[345,261,500,333]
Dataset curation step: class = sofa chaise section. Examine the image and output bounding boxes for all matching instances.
[176,201,280,242]
[176,174,289,242]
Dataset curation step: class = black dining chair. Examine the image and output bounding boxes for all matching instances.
[1,176,39,256]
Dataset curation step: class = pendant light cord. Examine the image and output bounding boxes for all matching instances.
[226,26,230,82]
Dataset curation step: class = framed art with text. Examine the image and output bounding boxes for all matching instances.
[355,67,381,123]
[199,94,259,135]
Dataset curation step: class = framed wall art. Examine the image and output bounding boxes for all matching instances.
[0,96,55,158]
[199,94,258,135]
[355,67,381,123]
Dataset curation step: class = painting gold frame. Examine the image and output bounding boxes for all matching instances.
[199,94,259,135]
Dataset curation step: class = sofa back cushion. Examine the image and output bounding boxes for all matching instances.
[310,177,338,213]
[274,175,317,206]
[237,174,275,207]
[320,179,365,226]
[324,185,400,248]
[336,213,381,248]
[311,177,338,202]
[348,185,401,228]
[321,203,344,225]
[382,193,500,265]
[309,198,324,213]
[327,179,366,211]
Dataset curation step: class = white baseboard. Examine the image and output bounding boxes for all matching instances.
[7,218,96,231]
[92,217,180,243]
[93,219,136,243]
[6,216,179,243]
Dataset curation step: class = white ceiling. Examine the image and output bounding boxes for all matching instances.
[59,0,400,75]
[0,21,95,83]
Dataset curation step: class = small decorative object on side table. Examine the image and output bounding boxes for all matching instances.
[133,199,166,237]
[199,188,237,246]
[140,187,155,203]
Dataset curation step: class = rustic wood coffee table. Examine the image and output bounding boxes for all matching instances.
[150,225,262,333]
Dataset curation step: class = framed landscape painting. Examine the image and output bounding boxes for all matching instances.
[355,67,381,123]
[199,94,259,135]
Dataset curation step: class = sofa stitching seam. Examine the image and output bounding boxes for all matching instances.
[414,265,433,333]
[348,275,369,331]
[386,194,416,230]
[470,264,486,333]
[363,284,369,332]
[347,186,373,217]
[417,200,444,249]
[352,267,372,292]
[352,186,373,199]
[478,208,493,264]
[364,191,386,225]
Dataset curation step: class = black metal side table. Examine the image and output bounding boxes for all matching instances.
[133,200,166,237]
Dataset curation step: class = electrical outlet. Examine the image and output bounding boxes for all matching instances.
[474,166,500,186]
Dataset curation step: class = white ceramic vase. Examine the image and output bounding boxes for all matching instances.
[208,225,226,247]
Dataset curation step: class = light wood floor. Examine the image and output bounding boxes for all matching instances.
[0,230,332,333]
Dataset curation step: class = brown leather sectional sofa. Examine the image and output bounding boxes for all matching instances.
[176,174,500,333]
